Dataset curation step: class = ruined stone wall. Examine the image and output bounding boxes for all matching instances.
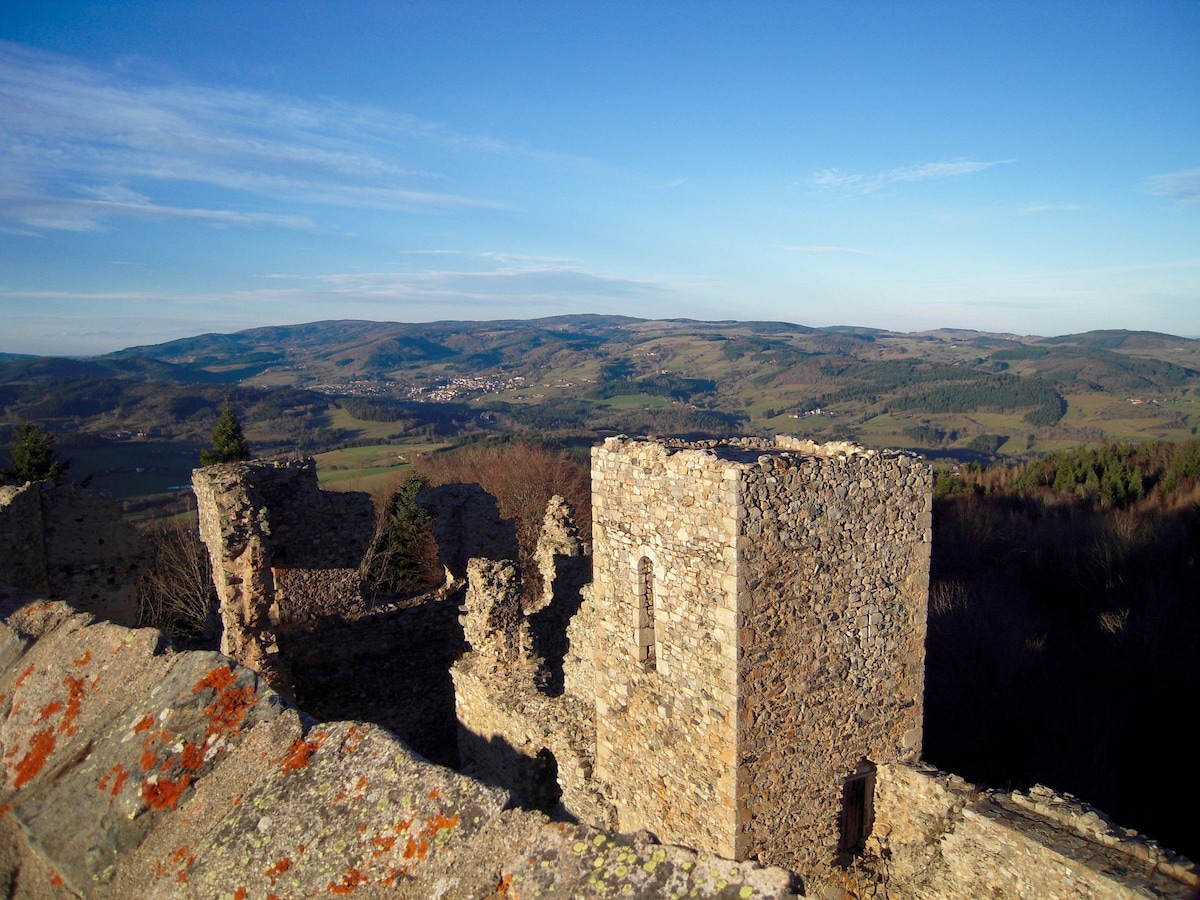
[453,662,613,828]
[0,591,795,900]
[0,482,146,627]
[191,457,374,691]
[871,764,1198,899]
[284,597,466,768]
[0,484,48,594]
[736,445,932,872]
[591,438,742,857]
[419,483,520,592]
[561,583,596,702]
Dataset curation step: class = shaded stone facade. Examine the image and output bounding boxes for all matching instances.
[192,457,374,692]
[0,482,147,627]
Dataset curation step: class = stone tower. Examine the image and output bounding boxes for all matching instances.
[590,436,933,874]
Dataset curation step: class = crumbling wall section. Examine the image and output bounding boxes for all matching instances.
[561,582,596,702]
[736,444,932,873]
[528,495,590,693]
[191,457,374,692]
[0,482,146,627]
[872,763,1199,899]
[454,659,613,828]
[418,483,520,592]
[0,484,48,594]
[285,597,466,768]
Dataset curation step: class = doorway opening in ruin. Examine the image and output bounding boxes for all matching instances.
[836,759,876,863]
[637,555,657,671]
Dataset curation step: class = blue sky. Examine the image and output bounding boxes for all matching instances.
[1,1,1197,356]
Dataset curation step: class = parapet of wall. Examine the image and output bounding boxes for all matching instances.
[736,445,932,873]
[872,763,1198,899]
[0,590,796,899]
[0,482,147,627]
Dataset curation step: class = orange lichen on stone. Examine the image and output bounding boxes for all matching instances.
[192,666,236,695]
[14,664,35,688]
[180,741,207,772]
[343,725,363,754]
[133,713,156,733]
[327,867,369,894]
[140,749,160,772]
[142,774,192,810]
[265,856,292,883]
[59,675,88,736]
[280,731,328,774]
[49,872,64,887]
[423,812,459,836]
[13,727,56,788]
[73,650,91,666]
[233,888,247,900]
[111,765,130,796]
[170,845,190,865]
[497,873,514,892]
[35,699,63,723]
[428,788,440,799]
[357,822,368,834]
[355,775,369,791]
[190,665,259,740]
[370,835,396,859]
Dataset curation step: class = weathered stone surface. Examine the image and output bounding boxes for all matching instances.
[460,557,532,670]
[0,593,798,899]
[872,763,1199,899]
[192,457,375,694]
[0,482,147,627]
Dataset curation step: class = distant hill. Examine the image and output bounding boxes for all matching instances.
[3,317,1199,466]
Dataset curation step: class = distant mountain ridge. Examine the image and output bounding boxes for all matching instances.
[3,317,1200,463]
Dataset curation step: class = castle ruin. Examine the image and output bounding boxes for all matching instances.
[1,435,1197,898]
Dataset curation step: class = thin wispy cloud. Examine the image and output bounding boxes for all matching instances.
[279,263,667,305]
[807,158,1015,195]
[1021,202,1089,214]
[777,244,874,256]
[1142,168,1200,205]
[0,41,535,233]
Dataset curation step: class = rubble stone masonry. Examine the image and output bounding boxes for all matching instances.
[591,436,932,875]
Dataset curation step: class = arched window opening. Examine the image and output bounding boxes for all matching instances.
[837,759,876,862]
[637,556,657,671]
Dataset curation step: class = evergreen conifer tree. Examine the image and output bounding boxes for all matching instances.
[1,422,69,484]
[200,400,250,465]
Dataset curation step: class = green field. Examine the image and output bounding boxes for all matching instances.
[314,440,449,496]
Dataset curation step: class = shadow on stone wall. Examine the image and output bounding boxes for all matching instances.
[527,556,589,696]
[457,727,570,818]
[283,598,467,769]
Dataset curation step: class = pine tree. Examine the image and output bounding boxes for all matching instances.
[200,400,250,465]
[2,422,69,484]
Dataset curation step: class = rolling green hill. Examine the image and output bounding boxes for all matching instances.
[3,317,1199,503]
